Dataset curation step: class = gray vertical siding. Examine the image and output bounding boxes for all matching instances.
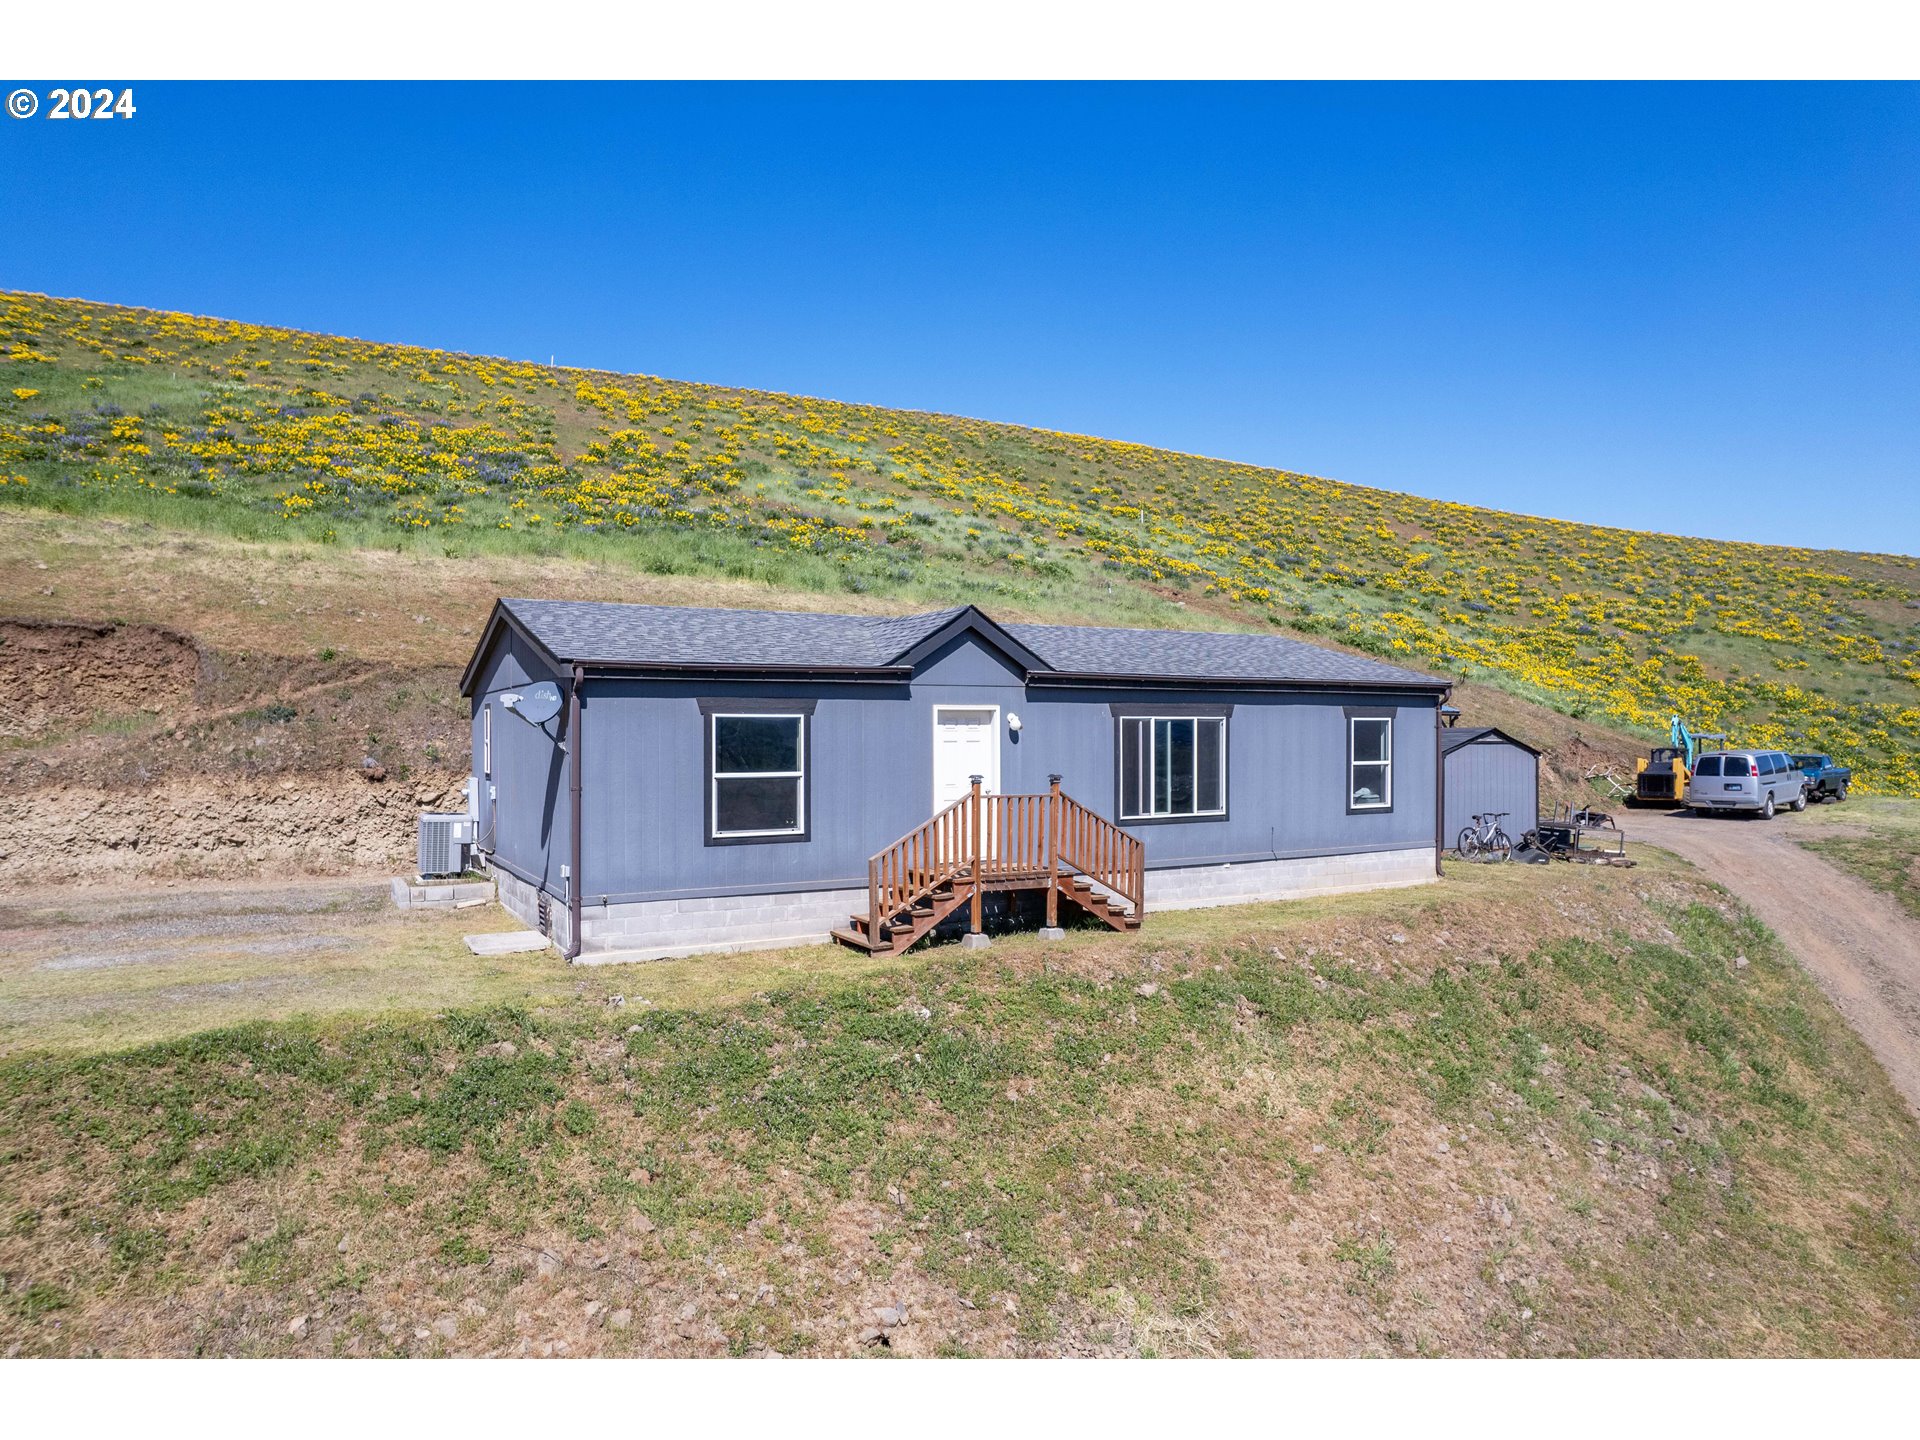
[470,629,571,899]
[577,631,1031,901]
[548,628,1439,904]
[1025,686,1438,866]
[1442,739,1539,843]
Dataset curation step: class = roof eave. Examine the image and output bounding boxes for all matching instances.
[578,661,912,684]
[888,605,1053,676]
[460,600,569,697]
[1026,670,1452,694]
[1442,725,1543,756]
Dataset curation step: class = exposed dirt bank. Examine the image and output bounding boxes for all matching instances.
[0,614,466,883]
[0,773,465,884]
[0,618,201,741]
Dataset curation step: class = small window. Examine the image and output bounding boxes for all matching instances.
[1723,756,1752,777]
[1349,716,1392,810]
[481,703,492,779]
[709,712,806,839]
[1694,755,1722,777]
[1118,715,1227,820]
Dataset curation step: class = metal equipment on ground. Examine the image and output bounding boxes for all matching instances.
[1631,715,1727,807]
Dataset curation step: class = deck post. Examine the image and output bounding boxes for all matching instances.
[960,774,989,948]
[1039,774,1064,939]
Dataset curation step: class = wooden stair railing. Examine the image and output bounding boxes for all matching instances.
[1051,783,1147,928]
[834,791,975,954]
[833,775,1147,954]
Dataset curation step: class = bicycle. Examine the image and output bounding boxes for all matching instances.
[1455,810,1514,863]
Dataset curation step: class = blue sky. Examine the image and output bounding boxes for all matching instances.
[2,82,1915,552]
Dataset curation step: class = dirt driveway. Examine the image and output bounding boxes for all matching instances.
[1633,808,1920,1117]
[0,876,562,1055]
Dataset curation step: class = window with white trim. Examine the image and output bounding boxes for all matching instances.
[709,712,806,838]
[1118,715,1226,820]
[481,703,491,779]
[1349,715,1392,810]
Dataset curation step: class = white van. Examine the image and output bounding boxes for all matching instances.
[1686,750,1808,818]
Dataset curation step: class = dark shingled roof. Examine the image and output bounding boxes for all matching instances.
[1004,621,1440,688]
[496,599,969,670]
[481,598,1447,691]
[1440,725,1541,755]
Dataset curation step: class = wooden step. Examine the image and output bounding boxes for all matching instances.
[833,884,978,958]
[849,904,936,942]
[1053,874,1139,933]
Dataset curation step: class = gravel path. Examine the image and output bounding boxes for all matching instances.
[1635,808,1920,1118]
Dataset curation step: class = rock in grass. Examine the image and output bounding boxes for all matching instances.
[607,1309,632,1331]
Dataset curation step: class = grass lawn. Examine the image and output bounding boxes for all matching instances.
[2,852,1916,1357]
[1794,798,1920,922]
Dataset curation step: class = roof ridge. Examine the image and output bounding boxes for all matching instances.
[505,596,963,625]
[475,597,1451,691]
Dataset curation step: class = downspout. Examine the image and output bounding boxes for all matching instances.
[567,663,584,960]
[1434,684,1452,876]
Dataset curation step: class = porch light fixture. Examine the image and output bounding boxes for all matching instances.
[1006,712,1023,732]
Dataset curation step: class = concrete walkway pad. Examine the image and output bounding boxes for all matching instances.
[464,931,552,956]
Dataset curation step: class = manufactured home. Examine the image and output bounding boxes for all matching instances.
[460,600,1453,961]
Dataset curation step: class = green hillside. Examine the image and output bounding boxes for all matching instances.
[3,290,1916,792]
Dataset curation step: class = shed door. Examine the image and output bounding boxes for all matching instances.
[933,707,1000,813]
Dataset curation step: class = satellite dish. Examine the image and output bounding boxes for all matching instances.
[502,680,563,727]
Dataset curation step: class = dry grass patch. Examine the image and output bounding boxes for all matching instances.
[1,859,1916,1357]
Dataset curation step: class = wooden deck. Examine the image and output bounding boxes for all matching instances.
[831,776,1145,955]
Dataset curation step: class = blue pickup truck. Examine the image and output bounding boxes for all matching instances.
[1791,754,1852,803]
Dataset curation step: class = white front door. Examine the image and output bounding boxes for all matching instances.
[932,706,1001,813]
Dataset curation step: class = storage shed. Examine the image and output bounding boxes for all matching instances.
[1440,726,1541,845]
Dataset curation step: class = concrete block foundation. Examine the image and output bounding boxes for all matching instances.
[491,866,570,953]
[391,875,495,911]
[489,845,1434,965]
[1143,846,1435,912]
